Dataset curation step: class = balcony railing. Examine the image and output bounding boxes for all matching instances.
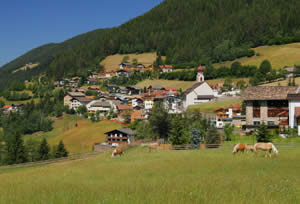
[268,107,288,117]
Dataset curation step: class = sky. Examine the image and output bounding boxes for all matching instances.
[0,0,164,67]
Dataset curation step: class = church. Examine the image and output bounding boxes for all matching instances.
[183,65,214,109]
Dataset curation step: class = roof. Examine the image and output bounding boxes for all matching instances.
[90,101,111,107]
[242,86,298,100]
[131,110,145,121]
[127,85,142,90]
[73,97,91,104]
[149,85,164,90]
[105,128,136,135]
[284,67,295,73]
[197,95,214,99]
[67,92,85,97]
[165,87,177,91]
[184,82,205,96]
[117,105,133,110]
[3,105,12,109]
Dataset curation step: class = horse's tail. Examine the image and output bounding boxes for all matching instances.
[270,143,279,155]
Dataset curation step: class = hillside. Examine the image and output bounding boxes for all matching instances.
[1,0,300,89]
[101,53,157,71]
[215,43,300,69]
[25,115,122,154]
[0,146,300,203]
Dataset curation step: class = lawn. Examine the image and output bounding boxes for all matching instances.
[12,63,39,74]
[0,146,300,203]
[25,115,123,154]
[189,98,242,113]
[100,52,158,71]
[215,42,300,69]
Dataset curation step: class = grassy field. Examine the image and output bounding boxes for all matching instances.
[100,52,158,71]
[0,145,300,203]
[12,63,39,74]
[261,77,300,86]
[25,115,122,154]
[189,98,242,113]
[215,42,300,69]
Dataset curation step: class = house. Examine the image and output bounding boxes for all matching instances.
[164,95,183,114]
[148,85,165,92]
[215,104,245,129]
[116,69,131,77]
[136,64,145,69]
[87,78,98,85]
[143,96,154,111]
[104,128,136,147]
[127,85,142,95]
[119,87,128,94]
[183,66,214,109]
[284,67,295,78]
[107,84,119,92]
[183,82,214,109]
[87,100,112,114]
[119,63,133,69]
[99,70,115,79]
[242,86,299,130]
[159,65,173,73]
[89,72,99,79]
[64,92,91,110]
[131,110,146,121]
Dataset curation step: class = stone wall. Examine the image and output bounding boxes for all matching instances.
[246,101,253,125]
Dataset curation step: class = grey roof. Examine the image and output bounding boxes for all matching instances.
[242,86,298,100]
[127,85,142,90]
[73,97,91,104]
[184,82,205,96]
[67,92,85,97]
[150,85,164,90]
[90,101,111,107]
[197,95,214,99]
[105,128,136,135]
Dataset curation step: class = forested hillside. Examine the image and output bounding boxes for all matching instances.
[1,0,300,88]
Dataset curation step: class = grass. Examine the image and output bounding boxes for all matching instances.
[261,77,300,86]
[25,115,123,154]
[0,146,300,203]
[189,98,242,113]
[12,63,39,74]
[100,52,158,71]
[215,42,300,69]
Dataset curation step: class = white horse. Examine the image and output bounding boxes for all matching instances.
[254,142,278,157]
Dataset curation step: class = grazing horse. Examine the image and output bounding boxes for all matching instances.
[112,148,123,157]
[246,145,255,153]
[254,142,278,157]
[232,143,248,154]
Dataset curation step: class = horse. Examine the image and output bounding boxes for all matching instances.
[112,147,123,157]
[232,143,248,154]
[246,145,255,153]
[254,142,279,157]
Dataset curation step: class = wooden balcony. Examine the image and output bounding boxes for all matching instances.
[106,137,128,140]
[107,141,128,144]
[268,107,288,117]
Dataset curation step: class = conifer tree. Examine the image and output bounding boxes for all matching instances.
[38,138,50,160]
[4,128,27,164]
[55,140,68,158]
[255,122,272,142]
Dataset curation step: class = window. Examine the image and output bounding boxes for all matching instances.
[253,121,260,126]
[267,121,275,126]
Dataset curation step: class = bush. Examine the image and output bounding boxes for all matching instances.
[256,122,272,142]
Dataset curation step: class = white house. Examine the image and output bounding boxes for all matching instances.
[183,66,214,109]
[87,100,112,113]
[144,97,154,111]
[69,97,91,110]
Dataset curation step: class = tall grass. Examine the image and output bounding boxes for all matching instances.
[0,146,300,203]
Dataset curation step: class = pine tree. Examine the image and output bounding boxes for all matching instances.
[4,128,27,164]
[38,138,50,160]
[205,126,220,144]
[55,140,68,158]
[255,122,272,142]
[169,115,189,145]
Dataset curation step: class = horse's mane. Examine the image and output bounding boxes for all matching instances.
[269,143,279,153]
[232,144,239,153]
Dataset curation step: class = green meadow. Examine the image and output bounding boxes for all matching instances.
[0,145,300,203]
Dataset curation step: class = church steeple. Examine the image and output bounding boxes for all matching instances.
[197,65,204,82]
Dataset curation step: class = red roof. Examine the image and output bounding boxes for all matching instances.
[228,104,234,108]
[3,105,12,109]
[198,65,204,73]
[234,104,241,108]
[117,105,133,110]
[165,87,177,91]
[131,110,145,121]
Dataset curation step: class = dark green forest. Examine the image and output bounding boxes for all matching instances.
[1,0,300,88]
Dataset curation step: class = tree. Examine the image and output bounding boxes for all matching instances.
[236,80,246,90]
[148,102,171,140]
[4,128,27,164]
[223,124,234,141]
[259,60,272,75]
[205,126,220,144]
[38,138,50,160]
[54,140,68,158]
[136,121,157,139]
[169,115,190,145]
[122,56,130,63]
[255,122,272,142]
[190,127,204,145]
[132,58,138,67]
[77,105,87,116]
[122,110,132,124]
[25,138,40,162]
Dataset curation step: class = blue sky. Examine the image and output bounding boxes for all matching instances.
[0,0,163,66]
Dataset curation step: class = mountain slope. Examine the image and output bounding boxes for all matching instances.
[2,0,300,88]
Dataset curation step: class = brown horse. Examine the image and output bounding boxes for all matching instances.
[254,143,278,157]
[112,147,123,157]
[246,145,255,153]
[232,143,248,154]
